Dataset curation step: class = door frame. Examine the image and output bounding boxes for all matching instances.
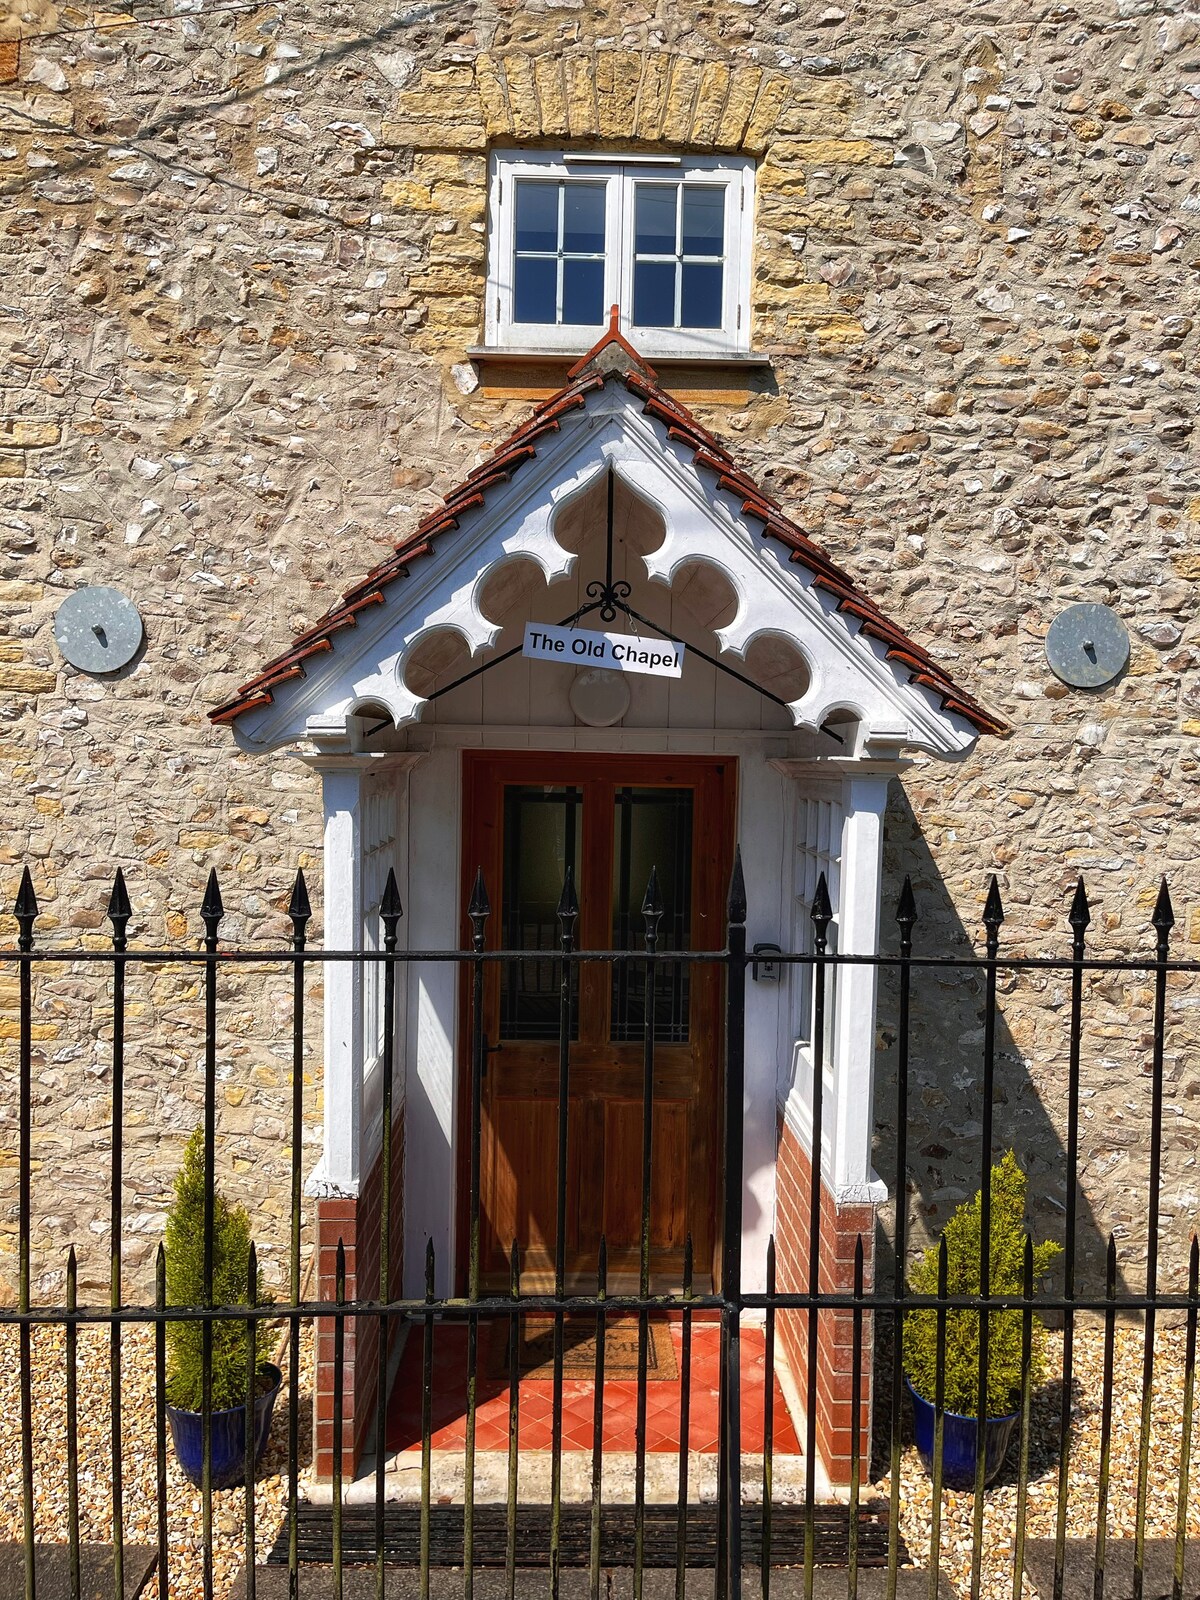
[454,748,739,1295]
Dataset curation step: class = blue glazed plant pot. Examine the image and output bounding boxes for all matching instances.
[166,1363,282,1491]
[906,1376,1019,1490]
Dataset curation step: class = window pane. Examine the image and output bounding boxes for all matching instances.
[633,260,677,328]
[611,788,693,1045]
[514,255,557,324]
[682,186,724,256]
[501,787,582,1041]
[515,181,559,254]
[562,257,604,325]
[681,261,723,329]
[562,182,605,254]
[635,184,677,255]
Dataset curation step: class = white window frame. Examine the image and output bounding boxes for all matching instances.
[485,149,755,358]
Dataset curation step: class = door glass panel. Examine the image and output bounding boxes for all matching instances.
[611,787,693,1043]
[501,786,582,1040]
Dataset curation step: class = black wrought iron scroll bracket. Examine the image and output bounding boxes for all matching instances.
[583,465,632,624]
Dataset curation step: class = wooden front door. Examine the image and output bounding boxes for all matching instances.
[460,752,736,1293]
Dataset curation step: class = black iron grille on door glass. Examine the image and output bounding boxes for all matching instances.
[500,785,582,1040]
[611,786,692,1043]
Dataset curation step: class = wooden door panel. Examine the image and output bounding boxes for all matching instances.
[570,1097,605,1274]
[483,1096,559,1276]
[599,1098,691,1254]
[487,1047,695,1098]
[649,1102,691,1252]
[598,1100,643,1249]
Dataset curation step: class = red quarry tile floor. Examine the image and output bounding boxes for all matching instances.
[385,1317,802,1455]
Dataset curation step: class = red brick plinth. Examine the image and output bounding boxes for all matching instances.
[775,1112,876,1487]
[314,1109,404,1480]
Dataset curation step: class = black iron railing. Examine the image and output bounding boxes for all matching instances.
[1,859,1197,1600]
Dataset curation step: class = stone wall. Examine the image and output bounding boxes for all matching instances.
[1,0,1198,1302]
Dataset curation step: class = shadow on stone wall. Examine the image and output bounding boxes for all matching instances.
[870,786,1132,1304]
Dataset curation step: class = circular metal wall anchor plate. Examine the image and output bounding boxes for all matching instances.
[53,586,144,674]
[1045,602,1130,689]
[569,666,631,727]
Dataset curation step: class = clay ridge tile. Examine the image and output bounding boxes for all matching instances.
[290,592,384,649]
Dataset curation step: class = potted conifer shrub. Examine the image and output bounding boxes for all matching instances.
[903,1150,1060,1489]
[164,1128,281,1490]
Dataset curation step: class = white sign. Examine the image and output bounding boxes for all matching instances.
[522,623,685,678]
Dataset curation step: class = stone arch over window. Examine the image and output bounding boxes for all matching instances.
[380,50,878,371]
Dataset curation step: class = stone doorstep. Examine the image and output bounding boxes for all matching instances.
[300,1450,809,1507]
[230,1568,953,1600]
[0,1545,156,1600]
[1023,1539,1200,1600]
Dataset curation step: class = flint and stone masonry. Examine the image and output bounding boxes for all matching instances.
[1,0,1198,1424]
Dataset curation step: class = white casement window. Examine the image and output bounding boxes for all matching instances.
[485,150,755,358]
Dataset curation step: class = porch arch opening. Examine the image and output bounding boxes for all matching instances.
[401,627,476,703]
[740,630,812,707]
[550,465,668,565]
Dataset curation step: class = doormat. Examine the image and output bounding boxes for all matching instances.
[266,1503,906,1569]
[488,1315,679,1381]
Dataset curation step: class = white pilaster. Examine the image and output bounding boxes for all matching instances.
[318,762,367,1195]
[297,750,422,1199]
[831,772,891,1198]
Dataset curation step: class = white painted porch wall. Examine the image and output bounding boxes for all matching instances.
[402,744,461,1297]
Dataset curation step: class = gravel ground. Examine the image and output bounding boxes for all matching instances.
[0,1321,312,1600]
[875,1321,1200,1600]
[0,1319,1194,1600]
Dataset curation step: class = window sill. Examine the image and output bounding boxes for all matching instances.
[466,345,774,371]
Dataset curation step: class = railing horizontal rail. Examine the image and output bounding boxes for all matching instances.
[2,945,1198,973]
[1,1289,1194,1326]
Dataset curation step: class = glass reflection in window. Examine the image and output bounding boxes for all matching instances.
[632,183,725,331]
[513,180,606,327]
[611,787,693,1043]
[500,786,582,1040]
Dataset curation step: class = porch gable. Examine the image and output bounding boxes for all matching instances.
[210,321,1003,758]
